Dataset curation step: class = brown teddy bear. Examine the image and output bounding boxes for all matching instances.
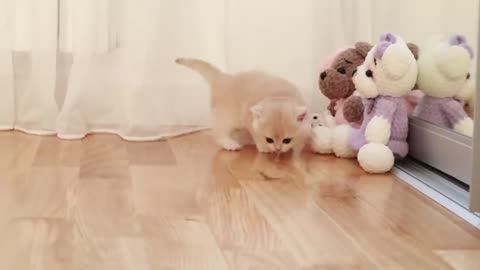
[319,42,373,124]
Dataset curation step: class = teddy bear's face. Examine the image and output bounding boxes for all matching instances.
[416,35,473,98]
[319,43,372,100]
[310,114,325,127]
[353,33,418,98]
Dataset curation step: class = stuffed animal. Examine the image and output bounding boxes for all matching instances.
[348,32,418,173]
[414,34,474,136]
[319,42,373,125]
[309,111,336,154]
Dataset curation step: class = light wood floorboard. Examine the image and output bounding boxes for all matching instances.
[0,131,479,269]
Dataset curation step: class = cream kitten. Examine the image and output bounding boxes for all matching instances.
[176,58,310,154]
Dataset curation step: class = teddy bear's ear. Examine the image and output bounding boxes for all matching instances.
[354,42,373,58]
[382,44,415,80]
[407,43,419,60]
[449,34,474,58]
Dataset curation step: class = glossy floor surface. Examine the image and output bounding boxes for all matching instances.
[1,131,480,269]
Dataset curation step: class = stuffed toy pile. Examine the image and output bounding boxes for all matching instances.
[414,34,475,137]
[312,33,418,173]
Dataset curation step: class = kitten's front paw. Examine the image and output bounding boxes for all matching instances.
[219,137,243,151]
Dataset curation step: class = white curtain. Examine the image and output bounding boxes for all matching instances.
[0,0,476,140]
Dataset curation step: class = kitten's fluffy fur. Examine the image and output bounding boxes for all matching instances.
[176,58,310,154]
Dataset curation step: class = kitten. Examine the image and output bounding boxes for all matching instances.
[175,58,310,154]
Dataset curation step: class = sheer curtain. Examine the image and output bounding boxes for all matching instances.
[1,0,475,141]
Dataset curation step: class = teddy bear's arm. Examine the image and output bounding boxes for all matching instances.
[442,99,469,125]
[343,96,364,123]
[442,99,473,136]
[364,98,396,144]
[327,101,337,116]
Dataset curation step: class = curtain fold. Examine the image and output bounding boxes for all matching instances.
[0,0,14,129]
[4,0,59,134]
[0,0,477,140]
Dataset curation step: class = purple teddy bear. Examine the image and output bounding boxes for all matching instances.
[348,33,418,173]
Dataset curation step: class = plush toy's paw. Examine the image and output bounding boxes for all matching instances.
[343,96,364,123]
[365,115,391,144]
[311,126,333,154]
[332,125,357,158]
[219,137,243,151]
[357,143,394,173]
[454,117,474,137]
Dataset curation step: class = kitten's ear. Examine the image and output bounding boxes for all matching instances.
[296,106,307,122]
[250,104,263,118]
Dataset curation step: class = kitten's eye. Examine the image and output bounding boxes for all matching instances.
[265,137,274,144]
[282,138,292,144]
[467,73,470,80]
[374,58,377,65]
[366,70,373,77]
[337,67,346,74]
[313,116,318,120]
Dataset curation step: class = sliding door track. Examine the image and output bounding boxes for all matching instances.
[393,158,480,228]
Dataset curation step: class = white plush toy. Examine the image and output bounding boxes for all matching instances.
[414,34,475,136]
[311,111,357,158]
[310,111,357,157]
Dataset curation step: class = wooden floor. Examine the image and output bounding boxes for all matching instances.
[1,131,480,270]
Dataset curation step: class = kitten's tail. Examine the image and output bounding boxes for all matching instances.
[175,58,223,84]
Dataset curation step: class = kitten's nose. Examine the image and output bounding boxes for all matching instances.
[320,72,327,80]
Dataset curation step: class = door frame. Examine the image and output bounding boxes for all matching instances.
[469,6,480,211]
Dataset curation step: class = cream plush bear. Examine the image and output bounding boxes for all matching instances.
[310,111,355,156]
[310,111,336,128]
[311,109,358,157]
[349,33,418,173]
[414,34,474,137]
